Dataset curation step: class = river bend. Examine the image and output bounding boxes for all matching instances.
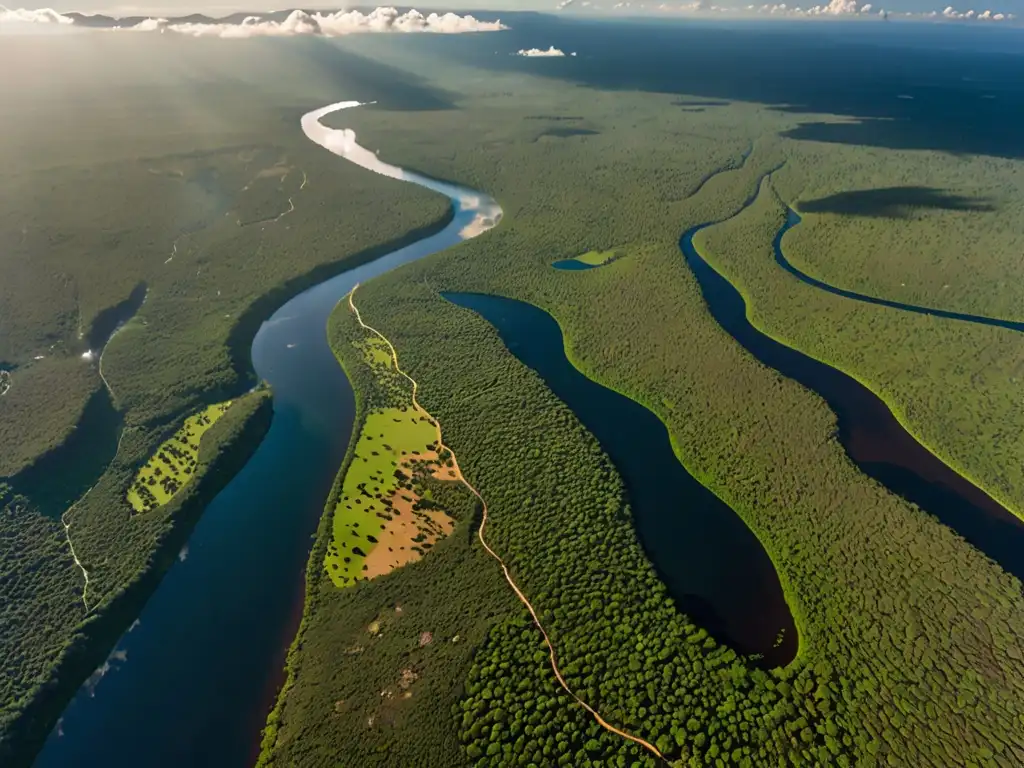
[446,291,797,666]
[682,178,1024,584]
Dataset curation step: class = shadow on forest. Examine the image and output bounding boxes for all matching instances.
[535,128,600,140]
[87,282,148,352]
[7,388,122,519]
[798,186,996,218]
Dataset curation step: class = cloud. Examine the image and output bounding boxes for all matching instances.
[942,5,1008,19]
[0,6,74,24]
[752,0,877,14]
[129,8,507,39]
[597,0,1013,19]
[516,46,575,57]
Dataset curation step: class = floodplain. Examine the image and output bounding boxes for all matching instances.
[4,14,1024,768]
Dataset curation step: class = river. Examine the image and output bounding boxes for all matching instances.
[682,183,1024,583]
[445,291,797,666]
[774,207,1024,334]
[33,102,501,768]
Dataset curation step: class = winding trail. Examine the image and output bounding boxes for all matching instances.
[59,424,133,613]
[348,285,665,764]
[773,201,1024,334]
[62,508,91,612]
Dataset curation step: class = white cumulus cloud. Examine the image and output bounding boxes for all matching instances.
[941,5,1008,18]
[600,0,1012,19]
[130,8,506,39]
[516,46,575,57]
[0,6,74,24]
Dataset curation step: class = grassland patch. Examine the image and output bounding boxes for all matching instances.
[360,336,393,369]
[573,249,620,266]
[324,408,454,587]
[126,401,233,513]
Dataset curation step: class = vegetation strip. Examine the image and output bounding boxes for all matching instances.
[59,425,133,613]
[348,285,664,763]
[688,177,1024,557]
[126,402,234,513]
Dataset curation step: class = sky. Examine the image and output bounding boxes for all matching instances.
[2,0,1020,24]
[9,0,1018,14]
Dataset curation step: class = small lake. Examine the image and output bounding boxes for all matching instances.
[551,258,599,271]
[445,292,797,667]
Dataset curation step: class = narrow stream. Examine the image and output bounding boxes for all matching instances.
[775,205,1024,334]
[682,187,1024,583]
[445,292,797,666]
[33,102,501,768]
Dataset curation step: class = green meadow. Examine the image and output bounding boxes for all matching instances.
[324,408,439,587]
[573,249,620,266]
[126,402,233,513]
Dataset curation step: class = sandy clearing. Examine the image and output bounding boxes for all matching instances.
[361,448,455,579]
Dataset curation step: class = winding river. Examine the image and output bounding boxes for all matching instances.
[682,180,1024,583]
[34,102,501,768]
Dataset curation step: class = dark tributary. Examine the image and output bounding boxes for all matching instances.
[682,196,1024,583]
[775,207,1024,334]
[445,292,798,667]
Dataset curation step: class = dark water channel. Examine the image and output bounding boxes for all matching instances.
[33,201,494,768]
[775,207,1024,334]
[551,258,599,271]
[445,292,797,667]
[682,212,1024,583]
